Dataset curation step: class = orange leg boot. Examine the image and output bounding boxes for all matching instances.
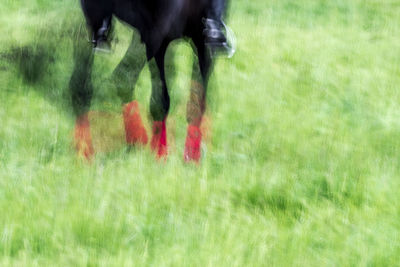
[184,124,202,163]
[151,119,168,158]
[74,113,94,160]
[123,101,148,146]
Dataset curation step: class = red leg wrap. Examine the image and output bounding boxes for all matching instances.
[123,101,148,145]
[151,119,168,158]
[184,124,202,162]
[74,114,94,160]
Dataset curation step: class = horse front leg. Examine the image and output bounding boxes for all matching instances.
[69,26,95,160]
[149,42,170,159]
[184,38,213,162]
[112,34,148,146]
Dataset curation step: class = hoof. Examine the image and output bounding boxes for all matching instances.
[123,101,148,146]
[151,119,168,158]
[184,124,202,163]
[74,114,94,160]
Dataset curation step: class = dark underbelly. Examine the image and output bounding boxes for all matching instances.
[113,0,205,42]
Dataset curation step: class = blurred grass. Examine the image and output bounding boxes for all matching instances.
[1,0,400,266]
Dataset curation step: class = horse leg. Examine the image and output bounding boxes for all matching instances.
[184,36,213,162]
[148,42,170,158]
[112,34,148,146]
[69,25,95,160]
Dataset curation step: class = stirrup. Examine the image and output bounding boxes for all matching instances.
[221,21,236,58]
[93,39,112,53]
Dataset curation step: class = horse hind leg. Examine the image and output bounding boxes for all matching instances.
[69,25,95,160]
[71,0,114,160]
[149,43,170,159]
[112,34,148,146]
[184,37,213,162]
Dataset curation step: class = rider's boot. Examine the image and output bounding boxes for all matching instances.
[92,17,112,52]
[203,18,234,57]
[203,18,227,47]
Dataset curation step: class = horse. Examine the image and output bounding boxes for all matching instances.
[69,0,225,162]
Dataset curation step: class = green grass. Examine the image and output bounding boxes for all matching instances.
[1,0,400,265]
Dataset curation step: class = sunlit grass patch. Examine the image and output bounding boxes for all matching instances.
[1,0,400,265]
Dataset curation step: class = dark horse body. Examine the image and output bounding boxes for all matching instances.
[70,0,216,161]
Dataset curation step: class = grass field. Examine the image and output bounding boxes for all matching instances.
[1,0,400,266]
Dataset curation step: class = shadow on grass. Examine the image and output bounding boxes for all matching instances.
[0,19,85,115]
